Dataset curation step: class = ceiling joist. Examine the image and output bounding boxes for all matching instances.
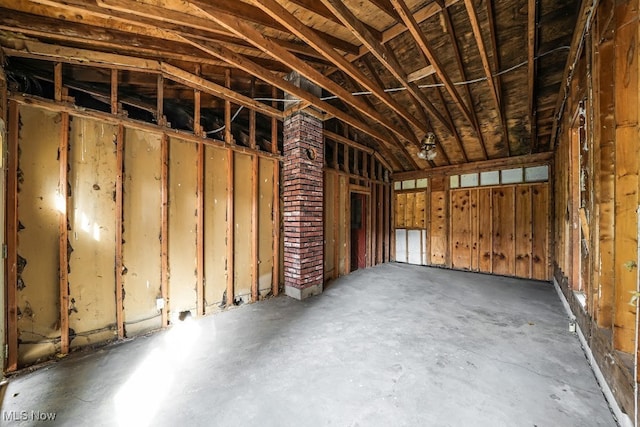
[180,37,404,170]
[247,0,430,138]
[463,0,508,157]
[439,5,488,160]
[179,1,418,145]
[389,0,475,127]
[0,36,283,120]
[320,0,452,134]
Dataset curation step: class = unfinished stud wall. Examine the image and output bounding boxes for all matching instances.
[7,100,279,368]
[323,143,392,281]
[552,0,639,417]
[15,106,61,364]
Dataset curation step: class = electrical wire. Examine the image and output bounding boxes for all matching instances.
[205,46,572,132]
[206,105,246,135]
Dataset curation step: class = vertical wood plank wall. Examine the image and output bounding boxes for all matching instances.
[8,102,278,368]
[551,0,639,417]
[394,179,550,281]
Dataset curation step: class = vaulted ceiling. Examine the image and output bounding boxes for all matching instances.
[0,0,580,172]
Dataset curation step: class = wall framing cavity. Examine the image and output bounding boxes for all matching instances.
[5,94,281,369]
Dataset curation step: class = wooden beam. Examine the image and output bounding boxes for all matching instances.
[160,134,169,327]
[190,0,360,55]
[394,152,554,180]
[248,0,428,139]
[528,0,537,150]
[333,171,340,277]
[550,0,598,149]
[390,0,474,127]
[193,64,202,138]
[2,37,287,121]
[321,0,452,133]
[114,124,124,338]
[407,65,436,83]
[95,0,343,61]
[54,62,62,102]
[374,152,394,175]
[440,6,488,160]
[0,12,232,68]
[161,63,283,120]
[344,144,350,174]
[179,8,419,144]
[226,149,235,307]
[58,111,70,355]
[196,141,205,316]
[324,130,374,155]
[0,36,162,71]
[366,182,372,267]
[110,69,118,115]
[352,63,423,169]
[271,86,279,154]
[224,69,232,144]
[249,77,256,149]
[180,37,405,168]
[369,0,402,20]
[371,182,377,265]
[341,0,462,64]
[427,73,469,163]
[251,153,259,303]
[483,0,510,155]
[384,184,391,263]
[362,151,368,179]
[10,94,282,161]
[272,158,280,296]
[377,183,384,263]
[463,0,508,155]
[27,0,354,59]
[6,101,19,371]
[156,73,164,126]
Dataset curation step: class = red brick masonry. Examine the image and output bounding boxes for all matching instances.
[283,112,324,295]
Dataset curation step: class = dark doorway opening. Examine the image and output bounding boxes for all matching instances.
[350,193,367,272]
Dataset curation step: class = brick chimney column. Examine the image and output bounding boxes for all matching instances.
[282,74,324,300]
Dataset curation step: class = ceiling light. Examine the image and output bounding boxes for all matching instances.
[417,132,438,161]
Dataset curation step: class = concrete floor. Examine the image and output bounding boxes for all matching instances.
[2,264,616,426]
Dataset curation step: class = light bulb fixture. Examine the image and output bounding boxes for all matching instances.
[417,132,438,161]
